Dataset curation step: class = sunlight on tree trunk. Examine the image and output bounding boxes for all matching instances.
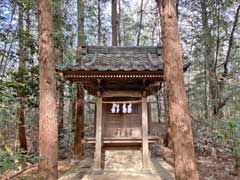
[156,0,199,179]
[37,0,58,179]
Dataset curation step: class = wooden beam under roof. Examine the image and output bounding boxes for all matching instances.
[85,46,162,54]
[102,90,142,97]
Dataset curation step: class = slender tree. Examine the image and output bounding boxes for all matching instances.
[112,0,117,46]
[97,0,101,45]
[163,84,171,147]
[223,4,240,75]
[118,0,121,46]
[155,0,199,179]
[201,0,219,117]
[136,0,144,46]
[37,0,58,178]
[73,0,85,158]
[17,0,27,152]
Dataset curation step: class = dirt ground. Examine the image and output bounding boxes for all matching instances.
[14,154,239,180]
[11,140,239,180]
[57,155,239,180]
[197,155,239,180]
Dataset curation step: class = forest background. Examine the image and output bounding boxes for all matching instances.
[0,0,240,179]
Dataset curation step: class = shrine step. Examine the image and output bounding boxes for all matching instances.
[104,149,143,172]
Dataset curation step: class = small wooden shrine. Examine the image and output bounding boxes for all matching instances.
[58,46,190,171]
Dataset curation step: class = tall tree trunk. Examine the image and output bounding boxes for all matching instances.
[136,0,144,46]
[58,56,64,131]
[156,92,161,124]
[123,20,126,46]
[112,0,117,46]
[73,0,85,158]
[151,18,157,46]
[97,0,101,46]
[71,87,76,133]
[37,0,58,179]
[17,0,27,152]
[176,0,179,19]
[204,53,208,119]
[77,0,85,59]
[163,84,170,147]
[118,0,121,46]
[156,1,199,179]
[223,4,240,75]
[74,84,84,157]
[52,0,65,132]
[156,83,162,123]
[200,0,220,117]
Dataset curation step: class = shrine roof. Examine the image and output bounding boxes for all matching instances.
[57,46,164,72]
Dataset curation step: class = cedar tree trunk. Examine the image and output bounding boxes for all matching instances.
[37,0,58,179]
[73,0,85,158]
[73,84,84,157]
[17,0,27,152]
[156,0,199,179]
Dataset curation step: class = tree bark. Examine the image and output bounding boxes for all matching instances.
[204,51,208,119]
[73,83,84,158]
[77,0,85,59]
[156,1,199,179]
[73,0,85,158]
[71,87,76,133]
[17,0,27,152]
[37,0,58,179]
[156,92,161,124]
[112,0,117,46]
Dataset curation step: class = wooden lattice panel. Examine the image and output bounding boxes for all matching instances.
[103,100,142,138]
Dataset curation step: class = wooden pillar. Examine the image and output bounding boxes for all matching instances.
[142,96,150,171]
[147,102,152,135]
[94,96,103,171]
[94,103,97,136]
